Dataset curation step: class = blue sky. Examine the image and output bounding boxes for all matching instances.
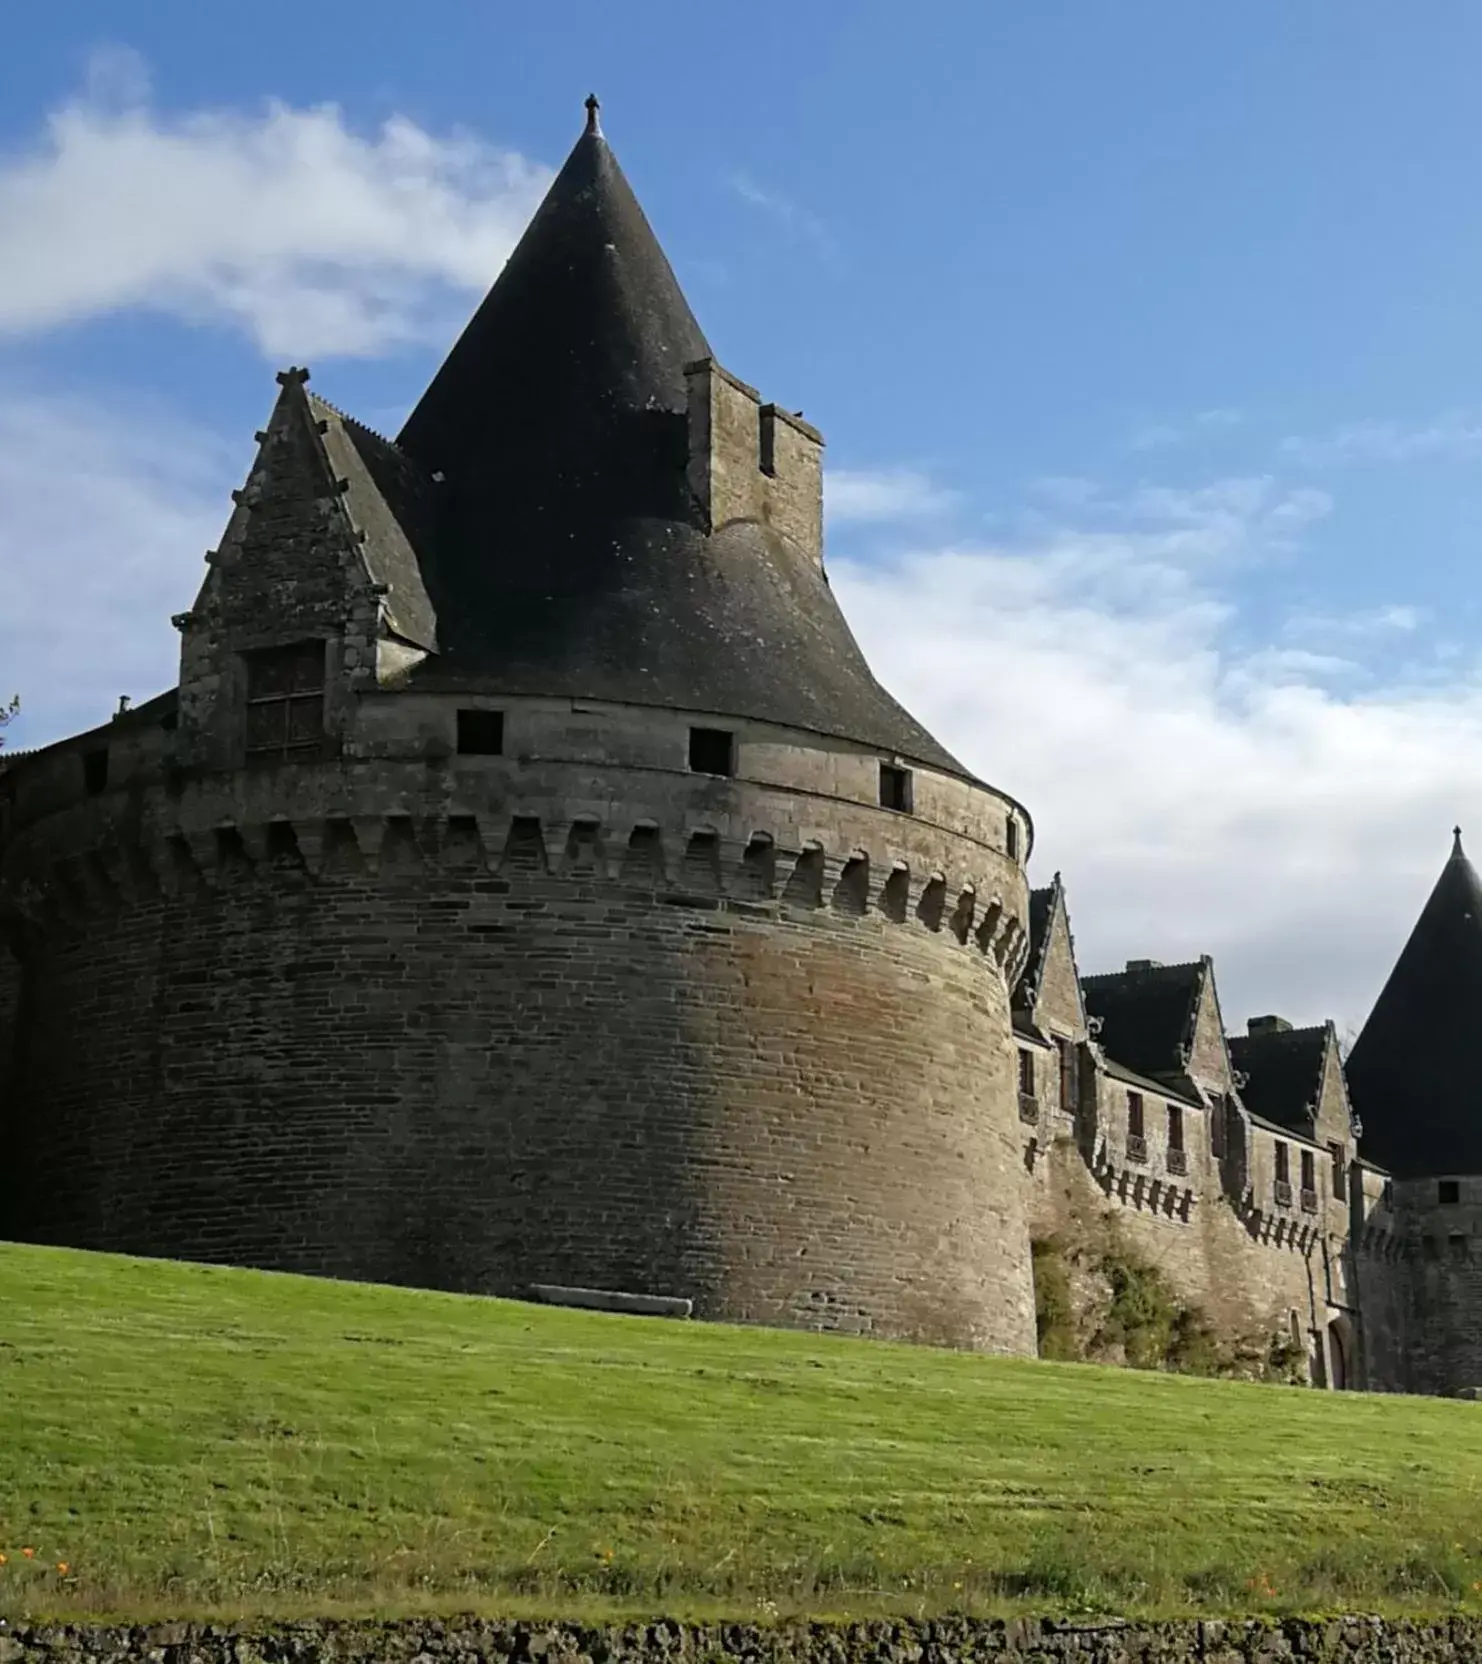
[5,2,1482,1032]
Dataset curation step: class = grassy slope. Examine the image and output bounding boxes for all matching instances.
[4,1242,1482,1622]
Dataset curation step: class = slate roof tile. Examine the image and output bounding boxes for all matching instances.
[1081,959,1205,1082]
[1228,1024,1331,1135]
[1348,831,1482,1176]
[387,104,974,778]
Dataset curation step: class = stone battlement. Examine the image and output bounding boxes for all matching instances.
[1,801,1030,987]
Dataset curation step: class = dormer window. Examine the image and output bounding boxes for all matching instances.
[457,710,504,756]
[879,764,913,813]
[688,727,735,776]
[244,640,326,762]
[1330,1143,1347,1200]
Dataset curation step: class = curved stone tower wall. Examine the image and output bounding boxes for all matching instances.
[0,721,1037,1354]
[1389,1175,1482,1395]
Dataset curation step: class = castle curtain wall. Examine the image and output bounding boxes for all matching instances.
[1391,1175,1482,1395]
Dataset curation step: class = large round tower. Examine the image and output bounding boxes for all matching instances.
[0,102,1037,1352]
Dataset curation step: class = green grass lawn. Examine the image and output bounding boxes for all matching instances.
[4,1241,1482,1623]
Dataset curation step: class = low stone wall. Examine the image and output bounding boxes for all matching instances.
[5,1616,1482,1664]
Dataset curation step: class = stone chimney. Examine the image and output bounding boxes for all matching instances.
[1247,1015,1293,1036]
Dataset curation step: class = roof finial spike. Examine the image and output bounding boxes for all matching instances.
[1454,825,1466,859]
[584,93,601,136]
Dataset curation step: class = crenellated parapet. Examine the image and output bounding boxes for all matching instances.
[0,792,1031,989]
[0,734,1040,1358]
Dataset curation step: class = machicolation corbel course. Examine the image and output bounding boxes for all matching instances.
[3,98,1481,1396]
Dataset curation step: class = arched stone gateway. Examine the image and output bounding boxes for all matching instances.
[1328,1317,1353,1390]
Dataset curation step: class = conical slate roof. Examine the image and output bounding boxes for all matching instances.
[1347,831,1482,1176]
[400,96,708,469]
[393,100,970,777]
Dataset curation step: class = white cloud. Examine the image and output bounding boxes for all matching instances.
[731,173,833,256]
[1280,417,1482,467]
[1283,604,1423,648]
[1128,422,1184,452]
[0,386,233,747]
[1015,476,1331,572]
[0,48,549,358]
[831,482,1478,1035]
[2,374,1469,1045]
[1029,475,1101,508]
[1128,408,1243,450]
[826,468,958,524]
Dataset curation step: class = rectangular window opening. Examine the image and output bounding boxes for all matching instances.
[688,726,735,777]
[1057,1037,1079,1113]
[1167,1103,1184,1153]
[1300,1148,1318,1211]
[879,763,913,813]
[1127,1091,1145,1140]
[1018,1049,1035,1098]
[1006,816,1020,861]
[758,407,777,477]
[457,709,505,756]
[1275,1141,1291,1183]
[1440,1179,1461,1205]
[1017,1049,1038,1123]
[82,748,109,794]
[1450,1233,1470,1260]
[245,640,326,763]
[1329,1142,1347,1200]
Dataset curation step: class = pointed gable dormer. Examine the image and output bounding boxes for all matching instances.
[174,368,434,770]
[1230,1017,1353,1148]
[1082,954,1238,1104]
[1347,829,1482,1177]
[1015,873,1089,1042]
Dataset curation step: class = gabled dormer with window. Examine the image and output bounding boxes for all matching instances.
[171,368,437,773]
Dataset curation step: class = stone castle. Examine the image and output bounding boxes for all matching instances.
[1,102,1478,1396]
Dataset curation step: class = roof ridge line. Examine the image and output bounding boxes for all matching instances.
[1231,1023,1330,1042]
[1082,957,1206,981]
[307,392,403,453]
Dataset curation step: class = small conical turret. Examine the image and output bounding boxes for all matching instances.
[1347,830,1482,1175]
